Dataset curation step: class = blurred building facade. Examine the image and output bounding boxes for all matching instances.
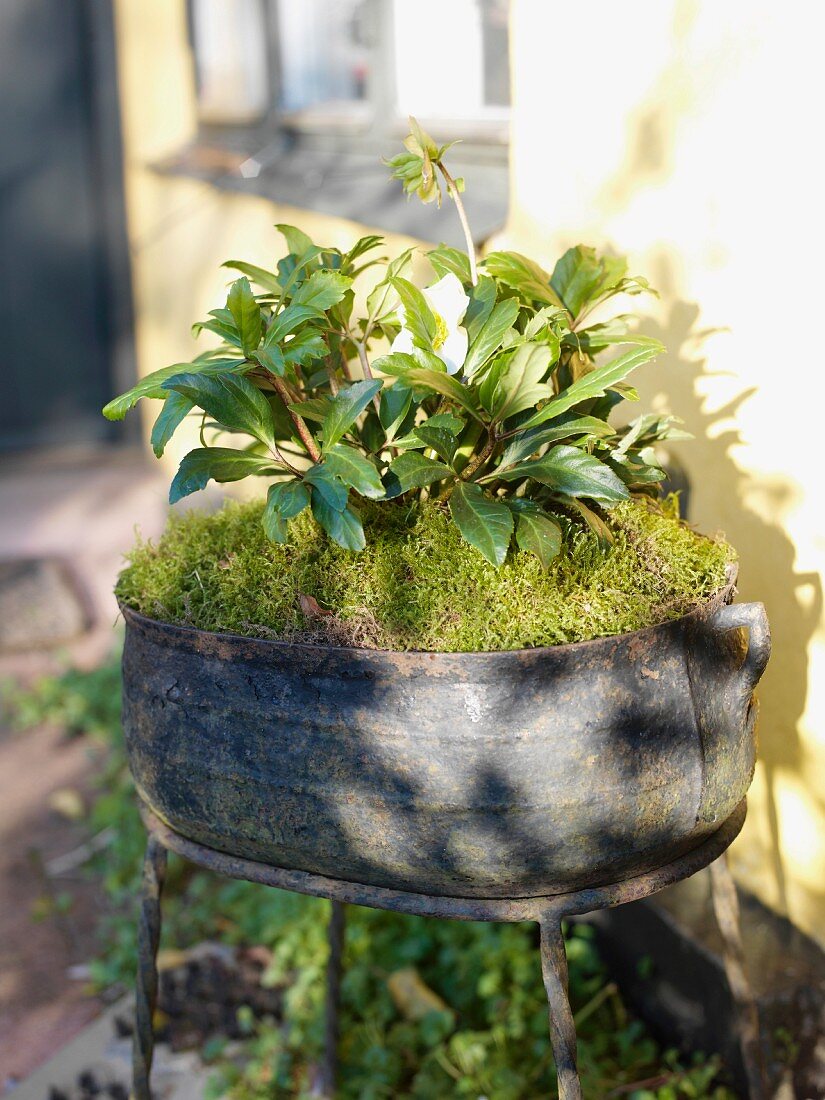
[106,0,824,945]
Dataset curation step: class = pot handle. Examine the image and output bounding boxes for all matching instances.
[709,601,771,698]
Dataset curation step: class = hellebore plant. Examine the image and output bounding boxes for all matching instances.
[104,120,688,567]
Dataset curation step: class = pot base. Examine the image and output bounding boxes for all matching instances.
[139,797,746,923]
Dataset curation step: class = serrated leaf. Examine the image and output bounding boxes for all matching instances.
[291,270,352,311]
[169,448,272,504]
[321,379,382,449]
[413,424,460,466]
[427,245,472,284]
[283,328,327,367]
[383,452,452,499]
[227,277,262,356]
[496,444,630,503]
[323,445,385,499]
[463,298,521,379]
[483,252,564,308]
[513,507,562,570]
[150,391,193,458]
[311,496,365,551]
[102,358,247,421]
[163,372,276,447]
[518,343,663,431]
[449,482,514,566]
[255,344,286,376]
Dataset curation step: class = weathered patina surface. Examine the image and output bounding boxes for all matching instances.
[120,584,769,898]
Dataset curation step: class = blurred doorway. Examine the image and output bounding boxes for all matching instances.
[0,0,135,454]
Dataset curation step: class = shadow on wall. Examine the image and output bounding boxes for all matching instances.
[638,252,823,920]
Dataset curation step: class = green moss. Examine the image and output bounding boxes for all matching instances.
[116,497,735,652]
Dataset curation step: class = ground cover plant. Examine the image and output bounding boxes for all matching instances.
[104,120,694,574]
[7,663,736,1098]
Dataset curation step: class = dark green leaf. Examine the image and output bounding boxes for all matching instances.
[254,344,286,376]
[379,382,413,439]
[463,298,520,379]
[267,478,311,518]
[383,452,452,499]
[102,358,247,421]
[518,343,663,431]
[169,448,272,504]
[163,372,276,446]
[496,416,614,470]
[323,445,385,499]
[150,391,193,458]
[393,369,482,421]
[261,479,311,542]
[413,424,460,466]
[311,496,365,551]
[496,444,630,503]
[191,316,242,346]
[290,395,333,423]
[449,482,514,566]
[227,277,262,356]
[321,379,382,449]
[305,465,348,511]
[483,252,564,308]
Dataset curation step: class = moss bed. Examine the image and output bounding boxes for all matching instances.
[116,495,734,652]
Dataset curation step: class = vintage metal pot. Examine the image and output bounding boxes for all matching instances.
[120,583,770,899]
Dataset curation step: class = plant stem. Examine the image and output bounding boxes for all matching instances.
[437,162,478,286]
[460,428,496,480]
[270,375,321,464]
[355,340,373,380]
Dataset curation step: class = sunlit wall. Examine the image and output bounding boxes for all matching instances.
[502,0,825,944]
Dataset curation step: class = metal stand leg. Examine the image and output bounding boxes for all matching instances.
[320,900,345,1098]
[539,917,582,1100]
[132,835,167,1100]
[710,855,765,1100]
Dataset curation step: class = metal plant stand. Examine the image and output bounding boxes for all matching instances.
[132,799,763,1100]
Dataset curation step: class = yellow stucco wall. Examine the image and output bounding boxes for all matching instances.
[112,0,424,475]
[114,1,824,943]
[504,1,825,944]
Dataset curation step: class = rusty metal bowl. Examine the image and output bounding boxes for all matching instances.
[119,582,769,899]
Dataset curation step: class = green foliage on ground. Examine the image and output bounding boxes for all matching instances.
[116,495,733,651]
[8,661,736,1097]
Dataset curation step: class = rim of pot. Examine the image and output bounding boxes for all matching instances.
[116,564,739,661]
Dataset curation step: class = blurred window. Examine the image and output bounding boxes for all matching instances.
[189,0,510,141]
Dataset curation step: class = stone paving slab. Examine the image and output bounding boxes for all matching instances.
[9,997,210,1100]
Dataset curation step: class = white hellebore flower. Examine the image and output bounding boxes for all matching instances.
[391,273,469,375]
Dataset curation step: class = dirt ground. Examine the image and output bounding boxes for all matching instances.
[0,721,107,1087]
